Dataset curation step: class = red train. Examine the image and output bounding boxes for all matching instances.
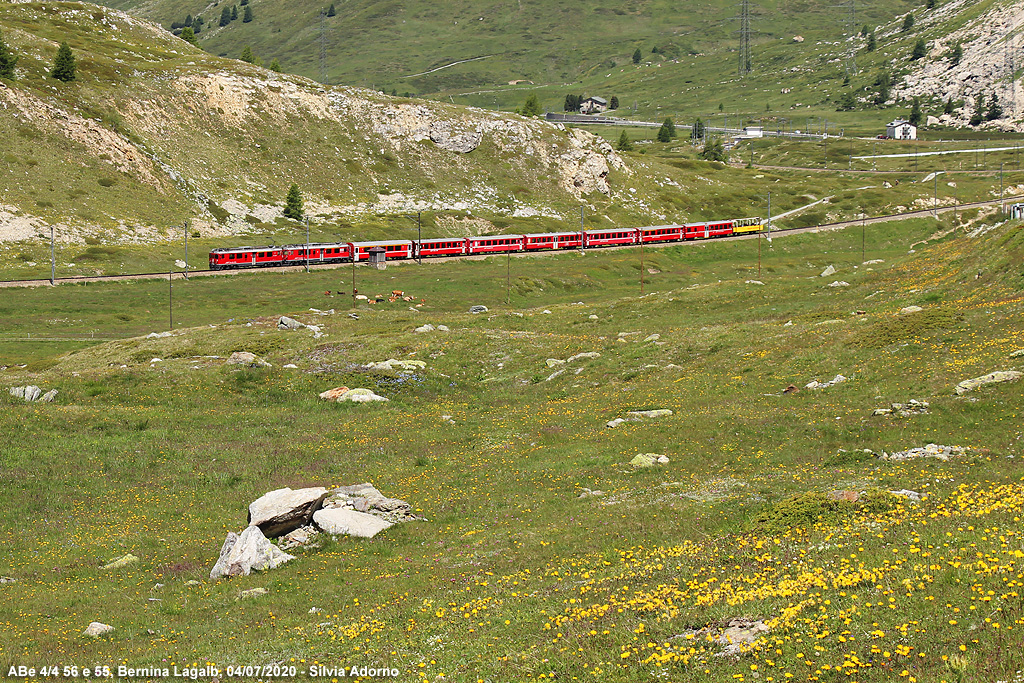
[208,218,762,270]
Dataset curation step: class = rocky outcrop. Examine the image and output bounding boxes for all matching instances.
[9,386,57,403]
[248,487,329,537]
[955,370,1022,395]
[277,316,306,330]
[878,443,967,461]
[210,526,295,579]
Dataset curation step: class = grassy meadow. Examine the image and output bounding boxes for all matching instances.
[1,214,1023,681]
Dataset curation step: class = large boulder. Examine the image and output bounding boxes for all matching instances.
[955,370,1022,395]
[210,525,295,579]
[248,487,329,537]
[313,508,393,538]
[277,316,306,330]
[318,386,350,401]
[83,622,115,637]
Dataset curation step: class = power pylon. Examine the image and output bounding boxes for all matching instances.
[319,9,329,86]
[841,0,857,76]
[738,0,752,76]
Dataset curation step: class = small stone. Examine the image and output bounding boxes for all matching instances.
[546,359,565,368]
[414,324,435,333]
[336,388,389,403]
[1009,349,1024,358]
[237,588,269,600]
[83,622,115,637]
[827,281,850,287]
[630,453,668,467]
[184,580,200,586]
[889,489,921,502]
[437,325,450,332]
[102,554,139,570]
[643,334,661,342]
[469,305,488,314]
[872,408,893,416]
[567,352,601,363]
[278,316,306,330]
[283,364,298,369]
[226,351,271,368]
[319,386,350,401]
[39,389,58,403]
[605,418,625,428]
[820,265,836,277]
[0,576,17,584]
[626,409,673,418]
[828,490,859,503]
[745,280,764,285]
[899,305,923,315]
[588,314,599,320]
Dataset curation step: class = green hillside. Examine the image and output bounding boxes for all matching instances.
[1,211,1022,681]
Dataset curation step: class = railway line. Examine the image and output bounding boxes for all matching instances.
[1,194,1019,289]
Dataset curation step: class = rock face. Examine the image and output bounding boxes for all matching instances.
[226,351,272,368]
[313,508,393,538]
[249,487,329,537]
[83,622,115,637]
[955,371,1022,395]
[210,525,295,579]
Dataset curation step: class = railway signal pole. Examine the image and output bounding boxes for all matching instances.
[580,206,585,254]
[406,212,422,264]
[184,219,189,280]
[305,217,310,273]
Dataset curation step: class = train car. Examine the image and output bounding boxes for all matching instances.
[523,232,584,251]
[282,243,352,266]
[416,238,468,258]
[467,235,525,255]
[349,240,414,262]
[639,224,684,244]
[730,217,764,235]
[583,228,638,248]
[209,245,285,270]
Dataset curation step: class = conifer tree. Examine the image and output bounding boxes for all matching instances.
[656,117,675,142]
[269,58,281,72]
[327,3,336,16]
[219,6,232,26]
[240,45,255,63]
[909,97,923,126]
[902,13,915,31]
[969,95,985,126]
[610,95,619,109]
[873,70,891,105]
[692,117,705,140]
[617,130,633,151]
[564,94,577,112]
[521,94,542,117]
[0,29,18,80]
[943,96,954,115]
[866,31,877,51]
[632,48,642,64]
[926,0,936,8]
[700,136,726,162]
[50,42,76,82]
[911,38,927,60]
[987,93,1003,121]
[231,5,238,20]
[283,184,304,221]
[180,26,197,45]
[243,5,253,22]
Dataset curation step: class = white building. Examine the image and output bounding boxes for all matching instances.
[580,96,608,114]
[886,119,917,140]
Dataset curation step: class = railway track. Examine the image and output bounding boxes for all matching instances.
[1,194,1018,289]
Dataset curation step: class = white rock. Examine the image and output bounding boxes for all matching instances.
[588,314,599,320]
[546,358,566,368]
[338,388,389,402]
[40,389,58,402]
[283,364,298,369]
[606,418,625,428]
[437,324,450,332]
[248,487,329,537]
[643,334,661,342]
[210,526,295,579]
[820,265,836,277]
[567,352,601,362]
[414,324,435,333]
[226,351,272,368]
[828,281,850,287]
[626,409,673,418]
[83,622,115,637]
[745,280,764,285]
[313,508,393,538]
[23,385,41,402]
[955,370,1022,395]
[278,316,306,330]
[900,305,923,315]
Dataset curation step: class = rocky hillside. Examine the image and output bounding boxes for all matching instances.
[0,1,634,245]
[889,0,1024,129]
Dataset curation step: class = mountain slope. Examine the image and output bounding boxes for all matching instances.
[0,2,637,244]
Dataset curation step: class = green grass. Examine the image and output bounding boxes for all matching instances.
[1,216,1023,681]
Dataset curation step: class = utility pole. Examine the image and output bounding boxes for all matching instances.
[738,0,752,76]
[168,271,173,330]
[351,253,357,308]
[319,9,329,86]
[934,173,938,217]
[861,212,866,263]
[639,238,645,295]
[580,205,585,254]
[1000,162,1005,214]
[305,216,310,273]
[506,251,511,305]
[50,225,55,286]
[184,219,189,280]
